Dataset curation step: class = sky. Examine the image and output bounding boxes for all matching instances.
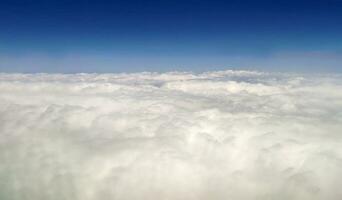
[0,0,342,73]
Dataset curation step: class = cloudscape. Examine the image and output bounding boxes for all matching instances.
[0,71,342,200]
[0,0,342,199]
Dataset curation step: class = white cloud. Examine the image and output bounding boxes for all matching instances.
[0,70,342,200]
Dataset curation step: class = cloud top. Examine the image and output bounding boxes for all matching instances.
[0,70,342,200]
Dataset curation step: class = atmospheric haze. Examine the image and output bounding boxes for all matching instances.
[0,70,342,200]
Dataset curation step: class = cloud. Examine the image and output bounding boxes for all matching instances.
[0,70,342,200]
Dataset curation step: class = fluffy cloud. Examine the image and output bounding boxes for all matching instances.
[0,70,341,200]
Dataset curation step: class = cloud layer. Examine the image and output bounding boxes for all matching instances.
[0,70,342,200]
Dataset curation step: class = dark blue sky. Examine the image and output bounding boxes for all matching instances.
[0,0,342,73]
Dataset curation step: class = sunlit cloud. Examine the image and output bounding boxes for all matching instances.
[0,70,342,200]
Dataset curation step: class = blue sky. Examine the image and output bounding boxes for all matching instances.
[0,0,341,73]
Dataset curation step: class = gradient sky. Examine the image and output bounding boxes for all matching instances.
[0,0,342,73]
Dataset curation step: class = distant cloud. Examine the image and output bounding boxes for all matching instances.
[1,50,341,73]
[0,70,342,200]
